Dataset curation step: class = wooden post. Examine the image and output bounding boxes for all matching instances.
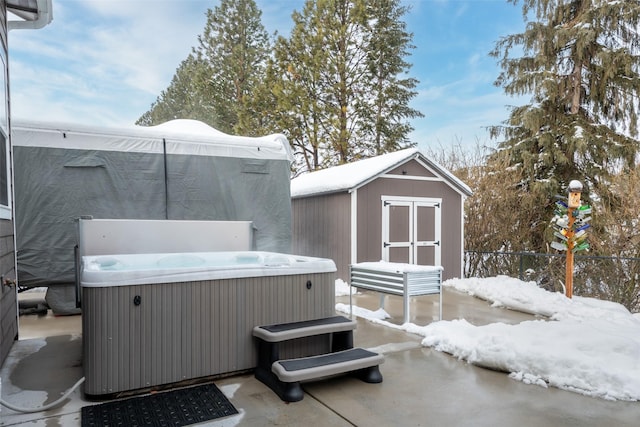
[565,207,575,298]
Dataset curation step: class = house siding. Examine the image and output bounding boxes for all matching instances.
[0,2,17,366]
[0,226,17,363]
[291,192,352,280]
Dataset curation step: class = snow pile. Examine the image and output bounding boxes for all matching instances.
[338,275,640,401]
[335,279,357,297]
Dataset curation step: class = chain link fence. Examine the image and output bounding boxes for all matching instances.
[465,250,640,313]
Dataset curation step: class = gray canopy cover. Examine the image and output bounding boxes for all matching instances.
[12,119,293,288]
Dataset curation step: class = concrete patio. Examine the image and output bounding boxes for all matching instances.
[1,287,639,426]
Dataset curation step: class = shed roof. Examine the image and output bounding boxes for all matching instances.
[291,148,472,198]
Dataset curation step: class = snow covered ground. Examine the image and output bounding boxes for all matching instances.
[336,276,640,402]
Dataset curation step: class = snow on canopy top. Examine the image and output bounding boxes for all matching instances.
[290,148,472,198]
[12,119,293,162]
[149,119,228,136]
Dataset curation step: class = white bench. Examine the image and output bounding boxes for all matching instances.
[350,262,443,323]
[253,316,383,402]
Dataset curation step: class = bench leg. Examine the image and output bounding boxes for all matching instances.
[353,365,383,384]
[403,294,410,324]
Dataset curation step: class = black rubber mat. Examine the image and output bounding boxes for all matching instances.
[81,382,238,427]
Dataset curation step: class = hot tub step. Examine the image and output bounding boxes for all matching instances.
[260,348,383,402]
[253,315,356,367]
[253,316,381,402]
[274,347,384,382]
[253,315,356,342]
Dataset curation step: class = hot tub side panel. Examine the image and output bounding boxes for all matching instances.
[82,272,335,396]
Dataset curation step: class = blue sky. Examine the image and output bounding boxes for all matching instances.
[9,0,527,151]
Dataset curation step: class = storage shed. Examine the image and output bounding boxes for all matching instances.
[12,119,293,290]
[291,148,472,282]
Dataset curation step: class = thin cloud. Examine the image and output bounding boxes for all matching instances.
[10,0,529,142]
[412,86,527,149]
[10,0,208,125]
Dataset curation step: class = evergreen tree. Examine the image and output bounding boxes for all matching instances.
[361,0,423,156]
[136,54,214,126]
[264,0,420,173]
[489,0,640,251]
[265,0,366,171]
[138,0,270,135]
[196,0,270,135]
[490,0,640,197]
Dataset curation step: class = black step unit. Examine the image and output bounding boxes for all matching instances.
[253,316,383,402]
[268,347,383,402]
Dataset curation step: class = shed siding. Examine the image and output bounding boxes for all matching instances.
[1,4,17,366]
[356,173,463,281]
[291,192,352,280]
[387,160,437,178]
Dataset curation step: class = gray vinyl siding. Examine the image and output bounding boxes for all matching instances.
[291,192,352,280]
[387,159,437,178]
[0,224,17,362]
[0,5,17,367]
[82,272,335,396]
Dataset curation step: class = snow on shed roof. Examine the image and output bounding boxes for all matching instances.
[291,148,472,198]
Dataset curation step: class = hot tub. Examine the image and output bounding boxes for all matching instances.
[81,251,336,398]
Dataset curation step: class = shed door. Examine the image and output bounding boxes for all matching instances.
[382,196,441,266]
